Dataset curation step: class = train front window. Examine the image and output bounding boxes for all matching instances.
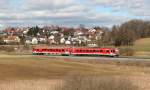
[111,50,113,53]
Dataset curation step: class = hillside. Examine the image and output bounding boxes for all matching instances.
[134,38,150,56]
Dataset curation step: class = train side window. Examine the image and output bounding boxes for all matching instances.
[106,50,109,53]
[93,50,96,52]
[59,49,61,52]
[56,49,59,52]
[100,50,103,53]
[52,49,54,51]
[82,50,84,52]
[42,49,46,51]
[96,50,99,52]
[113,50,115,52]
[86,50,89,52]
[62,49,65,52]
[54,49,56,52]
[111,50,115,53]
[76,49,78,52]
[90,50,93,52]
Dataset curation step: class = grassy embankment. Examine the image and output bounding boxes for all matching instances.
[133,38,150,57]
[115,38,150,57]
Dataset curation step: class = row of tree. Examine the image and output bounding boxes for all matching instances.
[99,19,150,46]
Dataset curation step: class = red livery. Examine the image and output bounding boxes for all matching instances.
[32,47,119,57]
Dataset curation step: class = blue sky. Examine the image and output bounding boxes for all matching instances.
[0,0,150,28]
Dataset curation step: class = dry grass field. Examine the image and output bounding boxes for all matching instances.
[134,38,150,57]
[0,55,149,90]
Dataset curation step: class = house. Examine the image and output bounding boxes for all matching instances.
[25,36,32,45]
[0,31,7,36]
[87,43,98,47]
[88,28,96,33]
[32,37,38,45]
[38,36,47,44]
[65,40,71,45]
[50,30,59,34]
[74,29,84,36]
[3,35,20,44]
[25,40,31,45]
[48,35,55,44]
[60,37,65,44]
[4,27,15,35]
[23,28,29,35]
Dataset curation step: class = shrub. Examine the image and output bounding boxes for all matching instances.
[5,46,15,52]
[119,47,135,56]
[59,75,138,90]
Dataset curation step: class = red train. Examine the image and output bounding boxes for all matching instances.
[32,47,119,57]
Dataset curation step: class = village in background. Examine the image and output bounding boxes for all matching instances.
[0,24,105,47]
[0,19,150,56]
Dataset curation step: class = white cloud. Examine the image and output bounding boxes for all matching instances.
[90,0,148,16]
[0,0,149,27]
[24,0,75,11]
[27,0,74,6]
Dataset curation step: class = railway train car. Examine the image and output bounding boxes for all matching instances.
[32,47,119,57]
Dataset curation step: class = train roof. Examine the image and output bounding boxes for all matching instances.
[33,46,118,49]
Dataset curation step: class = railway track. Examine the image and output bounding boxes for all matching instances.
[33,55,150,61]
[0,54,149,61]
